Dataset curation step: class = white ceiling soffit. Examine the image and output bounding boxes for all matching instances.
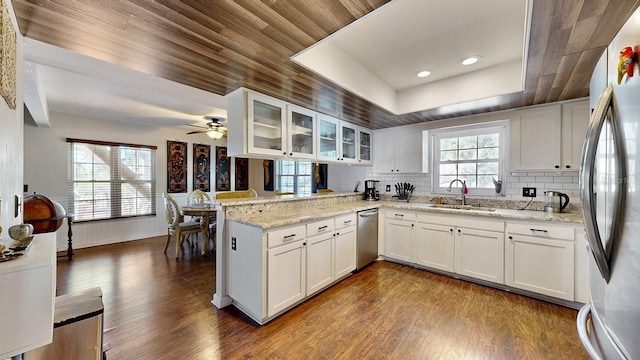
[22,38,227,128]
[292,0,532,115]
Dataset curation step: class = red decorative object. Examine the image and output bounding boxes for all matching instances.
[617,46,636,84]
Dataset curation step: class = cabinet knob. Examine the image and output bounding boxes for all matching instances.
[289,152,293,156]
[396,169,399,172]
[450,228,453,232]
[565,165,571,169]
[283,152,287,155]
[457,229,461,233]
[555,165,560,169]
[508,236,513,240]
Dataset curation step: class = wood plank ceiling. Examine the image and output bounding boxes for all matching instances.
[11,0,640,130]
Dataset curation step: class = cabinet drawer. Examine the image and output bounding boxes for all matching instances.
[335,213,356,229]
[306,218,335,238]
[506,222,574,241]
[384,210,416,222]
[418,213,503,232]
[267,224,306,248]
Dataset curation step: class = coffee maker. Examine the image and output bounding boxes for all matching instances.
[363,180,380,201]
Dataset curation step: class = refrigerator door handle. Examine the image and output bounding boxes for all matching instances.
[580,83,614,282]
[577,304,603,360]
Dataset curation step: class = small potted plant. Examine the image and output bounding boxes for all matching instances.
[493,178,502,194]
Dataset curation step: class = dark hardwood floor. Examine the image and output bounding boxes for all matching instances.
[56,236,589,359]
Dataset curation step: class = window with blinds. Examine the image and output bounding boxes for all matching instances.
[67,138,157,222]
[276,160,312,195]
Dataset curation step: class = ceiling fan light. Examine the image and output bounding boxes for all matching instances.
[417,70,431,78]
[207,129,224,139]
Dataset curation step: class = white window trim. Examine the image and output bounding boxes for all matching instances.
[430,121,508,196]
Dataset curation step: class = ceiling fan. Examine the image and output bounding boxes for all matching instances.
[186,117,227,139]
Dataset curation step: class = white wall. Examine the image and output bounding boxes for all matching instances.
[0,3,24,237]
[24,111,228,250]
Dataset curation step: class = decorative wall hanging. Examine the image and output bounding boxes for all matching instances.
[235,157,249,191]
[312,163,328,193]
[263,160,274,191]
[0,0,16,109]
[167,140,187,193]
[193,143,210,191]
[215,146,230,191]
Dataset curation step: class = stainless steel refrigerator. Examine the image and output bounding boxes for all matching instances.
[577,7,640,359]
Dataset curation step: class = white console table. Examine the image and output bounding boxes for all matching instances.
[0,233,56,359]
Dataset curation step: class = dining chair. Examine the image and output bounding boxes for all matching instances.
[317,189,334,193]
[186,189,216,242]
[215,189,256,199]
[275,191,295,195]
[162,193,205,258]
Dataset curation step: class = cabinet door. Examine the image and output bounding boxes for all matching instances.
[510,104,562,171]
[415,223,455,272]
[358,127,373,164]
[574,228,590,303]
[287,104,316,159]
[561,100,589,170]
[340,121,358,163]
[248,92,287,156]
[335,226,356,279]
[306,233,334,296]
[317,114,339,161]
[394,124,423,173]
[384,218,415,263]
[267,240,306,317]
[373,128,395,172]
[505,234,575,301]
[454,228,504,284]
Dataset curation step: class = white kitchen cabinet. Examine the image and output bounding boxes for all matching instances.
[575,227,590,303]
[358,127,373,165]
[415,222,455,273]
[454,226,505,284]
[306,218,335,296]
[316,114,359,163]
[374,124,423,173]
[287,104,317,159]
[383,210,416,263]
[504,222,575,301]
[227,213,357,324]
[510,99,589,171]
[268,239,306,317]
[227,88,324,160]
[334,214,357,279]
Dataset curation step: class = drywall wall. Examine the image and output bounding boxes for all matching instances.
[0,4,24,238]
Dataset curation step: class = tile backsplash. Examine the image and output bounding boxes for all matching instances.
[365,170,581,208]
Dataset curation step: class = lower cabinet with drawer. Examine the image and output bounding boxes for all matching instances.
[227,213,357,324]
[505,221,575,301]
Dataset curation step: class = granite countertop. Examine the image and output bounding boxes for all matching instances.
[226,199,584,230]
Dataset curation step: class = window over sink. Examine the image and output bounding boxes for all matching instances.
[430,121,508,196]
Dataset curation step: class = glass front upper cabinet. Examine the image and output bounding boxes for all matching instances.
[341,122,357,163]
[317,114,339,161]
[359,127,372,164]
[287,104,316,159]
[247,92,286,156]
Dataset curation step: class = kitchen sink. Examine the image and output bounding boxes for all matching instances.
[429,204,496,212]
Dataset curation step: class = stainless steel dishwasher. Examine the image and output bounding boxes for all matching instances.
[357,208,379,270]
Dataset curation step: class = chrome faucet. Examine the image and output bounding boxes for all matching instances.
[447,179,466,205]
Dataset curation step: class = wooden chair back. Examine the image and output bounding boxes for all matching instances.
[215,189,257,199]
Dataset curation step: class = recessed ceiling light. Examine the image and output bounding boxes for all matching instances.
[460,56,481,66]
[417,70,431,78]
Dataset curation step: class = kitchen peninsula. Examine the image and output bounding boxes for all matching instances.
[212,192,586,324]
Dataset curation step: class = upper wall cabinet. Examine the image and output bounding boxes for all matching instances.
[316,114,363,164]
[227,88,371,165]
[373,124,423,173]
[510,100,589,172]
[358,127,373,165]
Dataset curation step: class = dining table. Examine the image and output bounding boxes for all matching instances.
[181,204,217,255]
